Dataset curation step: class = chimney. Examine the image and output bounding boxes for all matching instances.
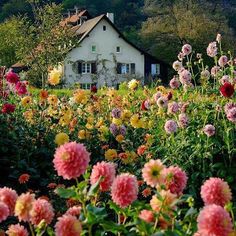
[106,13,114,23]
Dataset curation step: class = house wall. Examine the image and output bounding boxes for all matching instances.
[64,18,145,88]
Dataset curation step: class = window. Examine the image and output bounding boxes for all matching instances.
[116,46,121,53]
[81,83,92,90]
[151,64,160,76]
[103,25,106,31]
[77,61,97,74]
[91,45,96,53]
[117,63,135,74]
[82,63,91,74]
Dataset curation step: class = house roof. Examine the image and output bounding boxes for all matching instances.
[71,14,169,66]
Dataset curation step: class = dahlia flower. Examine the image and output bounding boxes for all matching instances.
[203,124,215,137]
[5,71,19,84]
[218,55,228,67]
[164,120,178,134]
[65,206,81,217]
[207,42,218,57]
[179,69,191,84]
[162,166,188,195]
[182,44,192,56]
[172,61,183,71]
[200,177,232,206]
[178,113,189,128]
[30,199,54,226]
[220,82,234,98]
[142,159,165,187]
[197,204,233,236]
[55,133,69,146]
[90,161,116,191]
[227,107,236,123]
[169,76,180,89]
[0,202,9,223]
[1,103,15,114]
[0,187,18,215]
[55,215,82,236]
[111,173,138,208]
[6,224,29,236]
[15,193,35,222]
[53,142,90,180]
[139,210,154,223]
[167,102,179,115]
[111,108,121,118]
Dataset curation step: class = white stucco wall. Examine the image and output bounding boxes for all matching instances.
[64,18,145,88]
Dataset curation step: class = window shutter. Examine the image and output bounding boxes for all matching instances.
[78,62,82,74]
[91,62,97,74]
[116,63,122,74]
[131,63,135,74]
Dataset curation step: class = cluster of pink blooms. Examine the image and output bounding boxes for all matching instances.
[0,187,55,235]
[195,178,233,235]
[142,159,187,196]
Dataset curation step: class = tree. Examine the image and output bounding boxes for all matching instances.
[15,2,78,88]
[141,0,236,63]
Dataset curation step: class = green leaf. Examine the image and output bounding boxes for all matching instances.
[56,187,77,199]
[88,176,103,197]
[86,204,107,224]
[100,221,128,234]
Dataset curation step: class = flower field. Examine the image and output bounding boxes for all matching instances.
[0,36,236,235]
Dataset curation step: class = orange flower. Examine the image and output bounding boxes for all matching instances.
[137,145,147,155]
[39,90,48,100]
[142,188,152,198]
[18,174,30,184]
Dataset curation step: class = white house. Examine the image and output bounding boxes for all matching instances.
[63,10,168,89]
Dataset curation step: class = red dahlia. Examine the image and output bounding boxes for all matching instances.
[1,103,15,114]
[220,82,234,98]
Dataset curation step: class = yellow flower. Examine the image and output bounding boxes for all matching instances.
[59,115,71,126]
[95,118,104,128]
[130,114,144,128]
[47,95,58,106]
[116,134,124,143]
[23,110,34,124]
[87,116,94,124]
[112,118,122,126]
[55,133,69,146]
[21,96,32,107]
[78,130,91,140]
[128,79,139,90]
[121,110,132,121]
[105,149,117,160]
[85,123,94,130]
[73,89,88,104]
[48,68,62,86]
[99,125,109,134]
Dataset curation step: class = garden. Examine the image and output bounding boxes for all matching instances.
[0,36,235,235]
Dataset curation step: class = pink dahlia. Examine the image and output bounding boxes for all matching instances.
[179,69,191,85]
[172,61,183,71]
[5,71,19,84]
[6,224,28,236]
[0,187,18,215]
[30,199,54,226]
[169,76,180,89]
[142,159,165,187]
[162,166,188,195]
[0,202,9,223]
[218,55,228,67]
[139,210,154,223]
[111,173,138,208]
[167,102,179,114]
[15,193,35,222]
[182,44,192,56]
[220,75,230,85]
[178,113,188,128]
[224,103,236,114]
[200,177,232,206]
[211,66,220,76]
[53,142,90,180]
[55,214,82,236]
[164,120,178,134]
[203,124,215,137]
[90,161,116,192]
[207,42,218,57]
[65,206,81,217]
[227,107,236,123]
[197,204,233,236]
